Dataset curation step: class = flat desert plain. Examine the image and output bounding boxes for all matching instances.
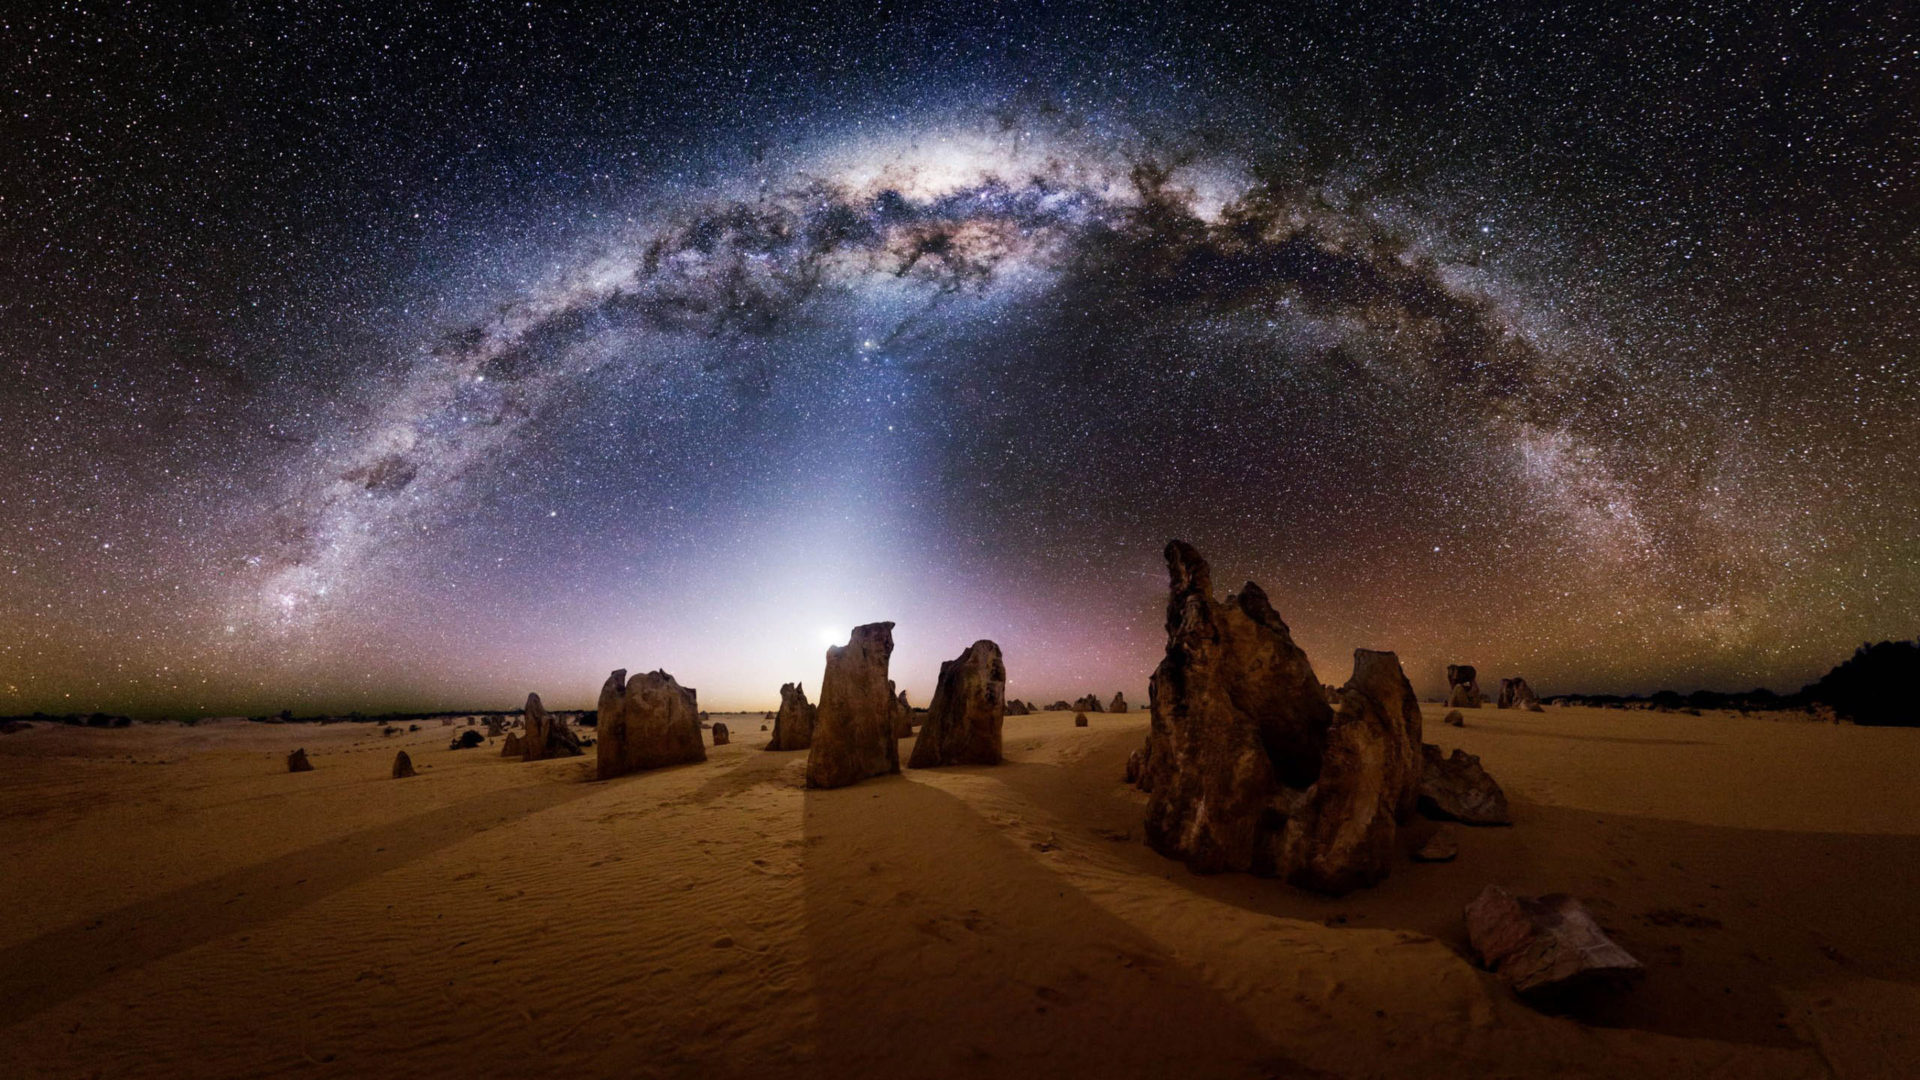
[2,705,1918,1078]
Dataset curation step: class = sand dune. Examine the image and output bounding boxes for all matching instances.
[2,706,1916,1078]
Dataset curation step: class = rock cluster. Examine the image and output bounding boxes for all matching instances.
[1109,691,1128,713]
[1498,677,1544,711]
[391,750,415,779]
[767,682,817,751]
[287,748,313,773]
[711,722,729,746]
[596,669,706,780]
[1466,885,1643,995]
[1045,700,1073,712]
[1004,699,1031,716]
[1074,694,1105,713]
[909,639,1006,768]
[1446,664,1485,708]
[522,693,583,761]
[805,622,900,789]
[485,716,505,738]
[1134,541,1433,895]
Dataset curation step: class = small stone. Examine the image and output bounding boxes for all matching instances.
[391,751,416,779]
[287,748,313,772]
[1412,828,1457,862]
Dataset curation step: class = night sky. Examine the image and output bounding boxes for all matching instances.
[2,2,1913,716]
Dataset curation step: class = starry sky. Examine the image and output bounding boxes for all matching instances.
[2,1,1914,717]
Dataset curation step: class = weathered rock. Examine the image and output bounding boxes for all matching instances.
[1141,540,1336,877]
[485,716,504,738]
[522,693,583,761]
[1075,694,1105,713]
[1444,709,1465,727]
[501,732,525,756]
[909,640,1006,768]
[1005,698,1031,716]
[1498,677,1540,711]
[698,710,711,725]
[1045,700,1072,712]
[1109,691,1128,713]
[890,684,914,738]
[767,682,818,751]
[1074,711,1089,727]
[1446,664,1486,708]
[287,748,313,772]
[1418,743,1511,825]
[391,750,416,779]
[1413,827,1458,862]
[711,722,729,746]
[450,729,483,749]
[596,670,705,779]
[1125,747,1147,785]
[805,622,900,789]
[1466,885,1644,996]
[1278,649,1425,894]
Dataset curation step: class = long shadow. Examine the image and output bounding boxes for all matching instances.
[798,770,1332,1079]
[0,776,600,1029]
[984,728,1920,1050]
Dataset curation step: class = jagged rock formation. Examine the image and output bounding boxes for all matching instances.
[1005,698,1031,716]
[1446,664,1486,708]
[1074,694,1105,713]
[501,732,525,756]
[1045,700,1072,712]
[522,693,583,762]
[767,682,817,751]
[805,622,900,789]
[597,670,706,780]
[890,684,914,738]
[1418,744,1511,825]
[711,722,729,745]
[287,748,313,773]
[1466,885,1644,995]
[391,751,415,779]
[1278,649,1425,894]
[1498,676,1543,711]
[909,640,1006,768]
[1139,540,1334,876]
[1109,691,1128,713]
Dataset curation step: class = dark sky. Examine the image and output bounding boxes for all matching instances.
[2,1,1913,716]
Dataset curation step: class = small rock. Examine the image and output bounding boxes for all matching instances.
[391,751,416,779]
[1412,828,1458,862]
[712,722,730,746]
[1418,743,1511,825]
[1074,711,1089,727]
[287,748,313,773]
[1444,710,1465,727]
[1466,885,1644,996]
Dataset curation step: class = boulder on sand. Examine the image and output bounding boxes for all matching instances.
[1446,664,1486,708]
[501,732,525,757]
[1418,743,1511,825]
[1109,691,1128,713]
[1139,540,1334,877]
[767,682,817,751]
[522,693,583,762]
[1444,709,1465,727]
[287,748,313,773]
[1466,885,1644,996]
[596,669,707,780]
[391,750,416,779]
[909,640,1006,768]
[805,622,900,789]
[1497,677,1542,711]
[1412,826,1458,862]
[1074,711,1089,727]
[450,729,483,750]
[711,722,729,746]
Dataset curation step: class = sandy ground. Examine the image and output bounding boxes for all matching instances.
[2,705,1917,1078]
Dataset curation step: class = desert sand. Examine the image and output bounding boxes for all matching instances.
[2,705,1917,1078]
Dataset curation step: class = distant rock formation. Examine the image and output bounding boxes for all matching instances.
[501,732,525,756]
[1139,540,1333,877]
[1004,698,1031,716]
[805,622,900,789]
[1074,694,1105,713]
[596,669,707,780]
[522,693,583,761]
[909,640,1006,768]
[287,748,313,773]
[485,716,504,738]
[1444,709,1465,727]
[1417,744,1510,825]
[711,722,729,746]
[450,729,483,749]
[1279,649,1425,894]
[1498,677,1542,711]
[1446,664,1485,708]
[1074,711,1089,727]
[1466,885,1643,996]
[1045,700,1072,712]
[767,682,817,751]
[391,751,415,779]
[889,683,914,739]
[1109,691,1128,713]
